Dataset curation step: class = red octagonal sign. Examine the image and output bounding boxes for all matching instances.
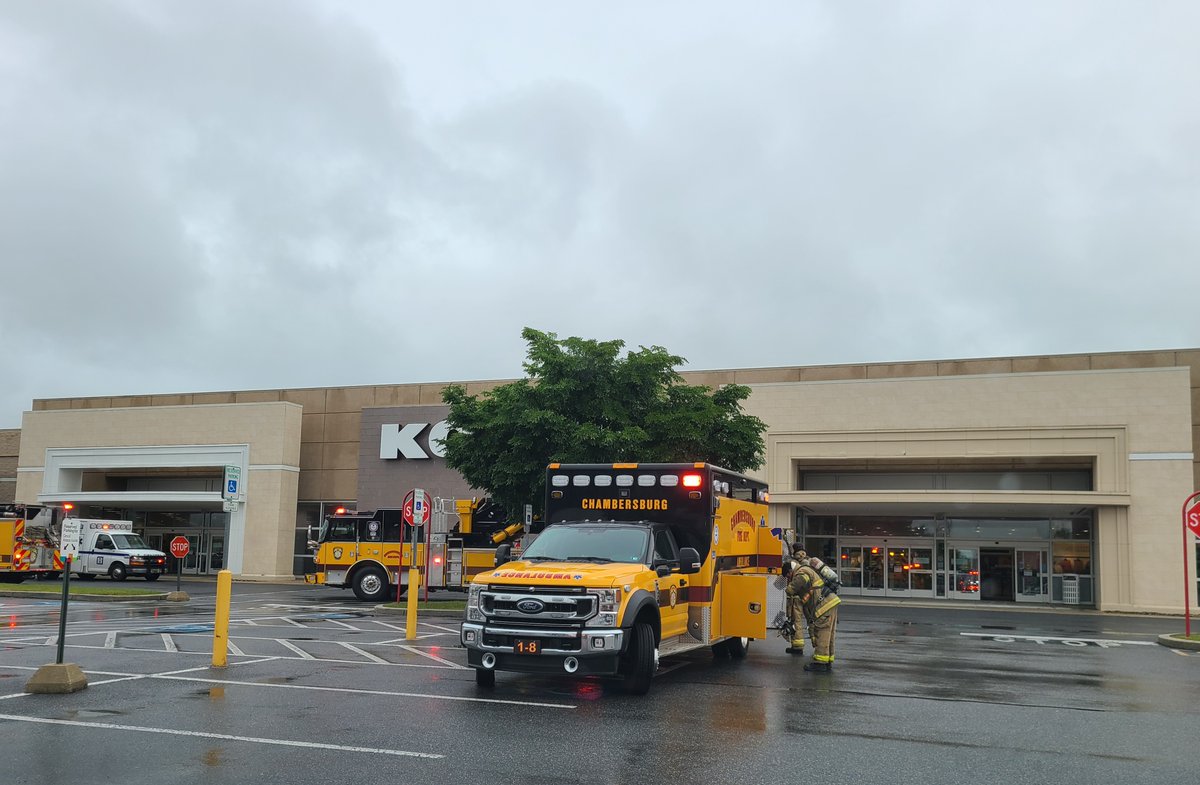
[1187,503,1200,538]
[170,536,190,559]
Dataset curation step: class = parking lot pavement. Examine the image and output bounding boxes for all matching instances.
[2,597,1198,784]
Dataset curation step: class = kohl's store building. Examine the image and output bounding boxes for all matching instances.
[2,347,1197,616]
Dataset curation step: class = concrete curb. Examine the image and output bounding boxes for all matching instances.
[1156,633,1200,651]
[0,590,171,602]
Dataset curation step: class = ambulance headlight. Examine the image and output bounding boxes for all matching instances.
[466,584,485,622]
[586,589,621,627]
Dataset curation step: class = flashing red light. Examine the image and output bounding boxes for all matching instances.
[433,556,443,565]
[334,507,346,515]
[63,503,74,511]
[681,473,702,488]
[871,548,879,554]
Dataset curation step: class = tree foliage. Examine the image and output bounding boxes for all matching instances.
[440,328,766,515]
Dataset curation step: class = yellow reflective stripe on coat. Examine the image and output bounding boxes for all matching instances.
[814,592,841,618]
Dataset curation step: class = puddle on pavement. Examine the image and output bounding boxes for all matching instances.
[264,676,298,684]
[66,708,124,719]
[203,748,224,767]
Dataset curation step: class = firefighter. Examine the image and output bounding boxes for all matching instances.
[783,556,841,673]
[792,545,840,590]
[783,557,806,654]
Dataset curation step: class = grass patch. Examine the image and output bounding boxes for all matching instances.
[1171,633,1200,642]
[0,580,163,597]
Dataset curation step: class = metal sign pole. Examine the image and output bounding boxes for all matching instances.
[56,555,72,664]
[1183,491,1200,638]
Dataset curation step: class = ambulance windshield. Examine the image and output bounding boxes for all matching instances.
[519,524,649,564]
[111,534,148,549]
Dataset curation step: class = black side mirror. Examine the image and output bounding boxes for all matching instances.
[678,547,701,575]
[494,543,513,567]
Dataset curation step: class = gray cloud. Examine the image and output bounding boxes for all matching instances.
[1,1,1198,427]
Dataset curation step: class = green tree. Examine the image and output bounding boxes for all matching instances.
[440,328,766,515]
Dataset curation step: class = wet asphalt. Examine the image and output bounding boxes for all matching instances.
[1,581,1197,785]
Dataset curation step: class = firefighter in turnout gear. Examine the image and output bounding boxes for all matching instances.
[783,557,806,654]
[783,557,841,673]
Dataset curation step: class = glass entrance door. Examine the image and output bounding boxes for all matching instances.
[839,544,934,597]
[1015,549,1048,603]
[948,547,981,600]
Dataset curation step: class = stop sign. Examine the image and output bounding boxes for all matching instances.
[170,536,190,558]
[1187,503,1200,538]
[403,489,431,527]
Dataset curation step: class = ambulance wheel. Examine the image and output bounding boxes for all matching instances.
[621,621,657,695]
[352,566,388,602]
[145,574,160,582]
[724,637,750,659]
[474,668,495,688]
[109,563,128,581]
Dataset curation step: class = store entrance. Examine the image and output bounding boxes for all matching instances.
[980,548,1015,601]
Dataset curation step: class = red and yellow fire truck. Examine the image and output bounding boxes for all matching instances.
[306,498,530,601]
[461,463,785,694]
[0,505,64,582]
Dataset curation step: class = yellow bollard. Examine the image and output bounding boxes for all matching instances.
[212,569,232,667]
[405,566,420,640]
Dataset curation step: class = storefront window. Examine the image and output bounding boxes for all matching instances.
[946,518,1051,540]
[1052,541,1091,575]
[839,517,935,538]
[800,515,837,536]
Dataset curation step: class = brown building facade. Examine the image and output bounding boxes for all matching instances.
[4,348,1198,614]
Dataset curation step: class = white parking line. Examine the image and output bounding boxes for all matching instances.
[149,673,577,709]
[104,632,117,648]
[398,645,465,669]
[161,634,177,652]
[337,642,389,664]
[277,639,315,659]
[0,713,443,759]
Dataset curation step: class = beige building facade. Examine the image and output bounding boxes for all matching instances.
[3,348,1198,615]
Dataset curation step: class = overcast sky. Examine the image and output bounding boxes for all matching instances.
[1,1,1198,428]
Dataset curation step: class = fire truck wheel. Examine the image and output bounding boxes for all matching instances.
[145,574,160,582]
[109,563,128,581]
[621,621,656,695]
[352,566,388,602]
[724,636,750,659]
[474,668,495,688]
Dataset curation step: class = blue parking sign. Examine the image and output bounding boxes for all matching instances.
[227,479,238,495]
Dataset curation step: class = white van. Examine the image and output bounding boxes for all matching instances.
[71,520,167,581]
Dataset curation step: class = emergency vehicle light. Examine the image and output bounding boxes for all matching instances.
[433,556,443,565]
[681,473,702,488]
[63,503,74,511]
[335,507,347,515]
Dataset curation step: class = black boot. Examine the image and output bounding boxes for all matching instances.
[785,646,805,654]
[804,661,831,673]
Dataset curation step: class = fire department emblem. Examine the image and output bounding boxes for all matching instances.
[669,586,678,608]
[333,547,343,560]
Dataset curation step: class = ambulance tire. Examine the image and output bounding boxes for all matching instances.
[724,636,750,659]
[621,621,656,695]
[352,566,388,603]
[109,563,128,582]
[145,574,160,582]
[474,668,495,688]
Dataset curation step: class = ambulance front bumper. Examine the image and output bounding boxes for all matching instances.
[461,622,626,675]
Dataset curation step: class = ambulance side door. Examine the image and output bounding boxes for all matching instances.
[652,528,689,639]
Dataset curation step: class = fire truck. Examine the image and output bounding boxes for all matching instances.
[0,504,65,582]
[306,498,533,602]
[461,462,785,694]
